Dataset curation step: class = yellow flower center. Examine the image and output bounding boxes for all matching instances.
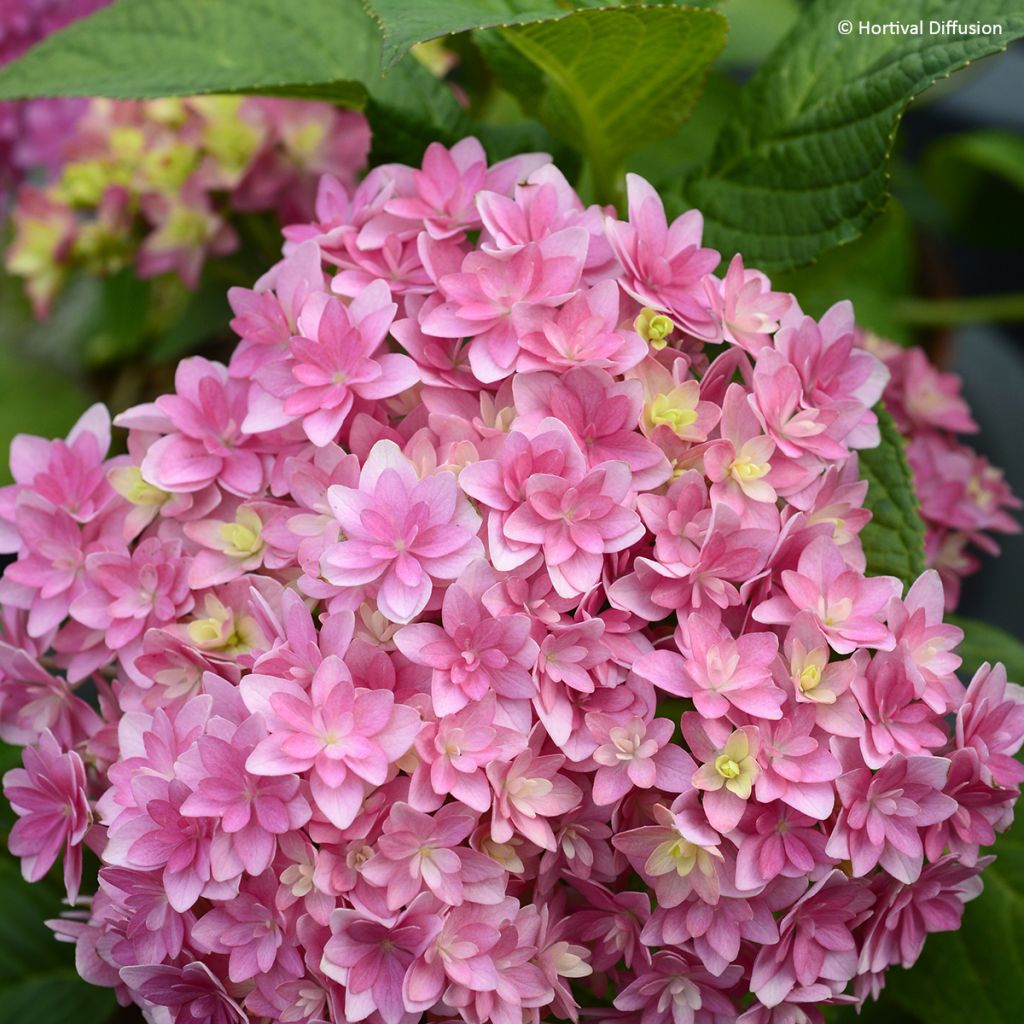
[799,663,822,692]
[634,307,674,349]
[649,394,697,434]
[108,466,169,508]
[715,755,742,780]
[730,455,769,481]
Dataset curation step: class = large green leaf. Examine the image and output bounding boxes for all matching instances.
[859,406,926,589]
[0,0,469,162]
[947,616,1024,682]
[489,5,727,203]
[680,0,1024,271]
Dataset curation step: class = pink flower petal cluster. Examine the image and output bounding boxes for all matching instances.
[1,141,1022,1024]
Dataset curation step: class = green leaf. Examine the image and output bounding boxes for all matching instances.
[0,856,118,1024]
[859,405,926,588]
[492,5,728,204]
[680,0,1024,271]
[0,0,469,164]
[946,616,1024,681]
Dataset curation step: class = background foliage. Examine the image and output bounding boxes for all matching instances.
[0,1,1022,1022]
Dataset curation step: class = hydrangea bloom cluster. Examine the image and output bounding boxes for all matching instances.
[2,142,1023,1024]
[867,335,1022,610]
[4,90,369,313]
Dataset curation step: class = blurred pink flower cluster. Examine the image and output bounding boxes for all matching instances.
[869,336,1022,610]
[1,141,1023,1024]
[0,0,110,199]
[4,88,370,313]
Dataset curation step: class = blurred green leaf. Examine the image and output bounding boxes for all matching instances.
[0,856,118,1024]
[0,280,94,484]
[947,616,1024,681]
[81,271,152,368]
[679,0,1024,271]
[922,131,1024,246]
[859,406,927,588]
[717,0,799,67]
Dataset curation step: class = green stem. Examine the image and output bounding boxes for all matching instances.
[587,156,626,213]
[893,293,1024,326]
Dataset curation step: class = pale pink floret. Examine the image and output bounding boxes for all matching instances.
[459,423,586,572]
[2,730,90,902]
[227,238,327,377]
[244,281,418,447]
[394,580,537,715]
[515,281,646,374]
[0,402,114,543]
[852,651,948,768]
[512,365,671,490]
[502,459,644,599]
[191,872,303,983]
[412,694,526,813]
[686,719,761,832]
[242,655,421,829]
[753,536,902,654]
[118,356,268,497]
[634,615,784,720]
[733,803,831,891]
[321,895,441,1024]
[69,536,194,675]
[361,801,504,909]
[781,612,862,737]
[955,660,1024,788]
[605,173,720,339]
[888,569,963,713]
[707,253,793,354]
[754,707,841,820]
[827,753,957,883]
[613,793,724,907]
[386,138,547,240]
[421,227,588,382]
[588,714,693,805]
[321,439,483,623]
[179,717,311,876]
[614,949,739,1024]
[487,729,582,851]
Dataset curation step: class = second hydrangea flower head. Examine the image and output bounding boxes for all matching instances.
[0,135,1022,1024]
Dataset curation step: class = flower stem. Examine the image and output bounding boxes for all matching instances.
[893,293,1024,326]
